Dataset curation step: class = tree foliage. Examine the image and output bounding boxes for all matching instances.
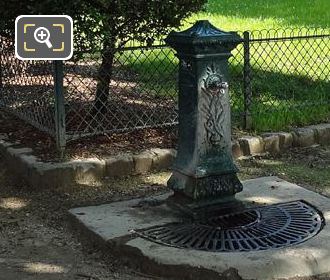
[0,0,206,111]
[1,0,206,52]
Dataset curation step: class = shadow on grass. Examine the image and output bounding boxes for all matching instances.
[119,47,329,131]
[2,44,328,134]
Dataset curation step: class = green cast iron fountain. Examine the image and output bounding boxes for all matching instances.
[134,21,324,252]
[165,20,243,215]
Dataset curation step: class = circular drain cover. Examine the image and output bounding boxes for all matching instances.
[134,200,324,252]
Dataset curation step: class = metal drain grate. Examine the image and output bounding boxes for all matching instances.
[134,200,324,252]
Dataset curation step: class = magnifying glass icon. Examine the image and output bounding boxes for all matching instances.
[34,27,53,49]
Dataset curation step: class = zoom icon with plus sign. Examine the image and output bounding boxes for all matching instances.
[15,15,73,60]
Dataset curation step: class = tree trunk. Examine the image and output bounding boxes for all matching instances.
[93,43,115,115]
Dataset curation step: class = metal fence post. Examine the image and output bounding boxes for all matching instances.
[243,31,253,130]
[54,60,66,156]
[0,40,3,104]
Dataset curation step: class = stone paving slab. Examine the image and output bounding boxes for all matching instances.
[69,177,330,280]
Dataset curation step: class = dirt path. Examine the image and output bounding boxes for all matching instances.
[0,157,166,280]
[0,145,329,280]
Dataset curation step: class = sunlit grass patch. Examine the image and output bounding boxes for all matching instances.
[115,0,329,131]
[191,0,330,31]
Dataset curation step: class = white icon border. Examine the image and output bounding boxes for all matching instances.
[15,15,73,61]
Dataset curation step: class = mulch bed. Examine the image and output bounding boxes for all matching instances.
[0,110,248,162]
[0,110,177,161]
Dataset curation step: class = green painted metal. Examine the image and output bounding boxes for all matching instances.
[54,60,66,156]
[166,20,243,203]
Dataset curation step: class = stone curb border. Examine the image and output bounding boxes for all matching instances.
[0,123,329,189]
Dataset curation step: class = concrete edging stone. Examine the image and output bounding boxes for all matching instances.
[0,123,329,188]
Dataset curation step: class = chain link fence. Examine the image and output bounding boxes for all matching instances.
[243,28,330,131]
[0,27,329,151]
[64,44,178,142]
[0,37,55,136]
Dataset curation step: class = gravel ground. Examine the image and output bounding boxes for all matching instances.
[0,145,329,280]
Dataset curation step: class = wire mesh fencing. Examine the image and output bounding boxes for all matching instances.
[63,43,178,142]
[0,27,329,151]
[243,28,330,131]
[0,37,56,136]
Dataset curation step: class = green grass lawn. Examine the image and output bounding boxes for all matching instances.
[117,0,330,132]
[190,0,330,30]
